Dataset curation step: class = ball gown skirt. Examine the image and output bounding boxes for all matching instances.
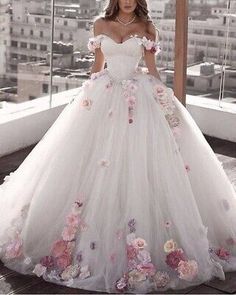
[0,34,236,293]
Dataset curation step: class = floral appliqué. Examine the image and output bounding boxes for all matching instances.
[151,81,181,137]
[115,220,199,292]
[33,196,90,283]
[138,36,162,55]
[87,35,103,53]
[121,79,138,124]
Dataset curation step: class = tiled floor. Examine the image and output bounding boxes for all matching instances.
[0,135,236,294]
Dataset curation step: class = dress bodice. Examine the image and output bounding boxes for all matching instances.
[88,34,161,81]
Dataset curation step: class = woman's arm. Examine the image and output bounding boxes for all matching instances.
[143,22,162,81]
[89,18,105,75]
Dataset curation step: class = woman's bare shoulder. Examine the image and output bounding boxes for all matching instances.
[134,19,158,41]
[146,20,160,41]
[92,17,107,35]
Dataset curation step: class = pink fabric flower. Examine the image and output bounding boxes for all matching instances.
[87,37,102,52]
[5,237,22,259]
[155,86,165,97]
[177,260,198,281]
[51,240,68,258]
[126,96,136,107]
[215,247,230,260]
[136,262,156,276]
[61,264,80,281]
[98,159,110,167]
[185,164,190,172]
[137,249,151,263]
[153,271,170,288]
[67,241,76,254]
[127,245,139,260]
[106,81,113,90]
[165,248,187,269]
[66,213,80,227]
[115,276,129,292]
[78,265,91,279]
[55,253,72,270]
[164,239,177,253]
[62,226,77,241]
[128,259,138,270]
[80,98,93,110]
[40,255,54,268]
[132,238,147,250]
[33,263,47,277]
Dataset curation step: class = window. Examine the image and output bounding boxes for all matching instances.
[204,29,213,35]
[42,83,49,93]
[45,18,50,24]
[209,78,212,88]
[21,28,24,35]
[35,17,41,23]
[30,43,37,50]
[229,32,236,38]
[30,56,37,61]
[196,41,206,46]
[60,33,63,40]
[52,85,59,93]
[187,78,194,87]
[217,30,224,37]
[20,42,27,48]
[11,40,18,47]
[20,55,27,61]
[40,45,47,51]
[30,29,33,36]
[193,29,202,34]
[64,20,68,26]
[208,42,218,48]
[11,53,18,59]
[40,31,43,38]
[78,21,86,28]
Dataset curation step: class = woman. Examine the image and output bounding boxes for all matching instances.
[0,0,236,293]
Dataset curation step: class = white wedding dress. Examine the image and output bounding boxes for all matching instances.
[0,33,236,294]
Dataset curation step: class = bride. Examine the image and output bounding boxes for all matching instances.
[1,0,236,293]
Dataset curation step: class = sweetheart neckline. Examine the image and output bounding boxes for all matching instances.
[97,34,142,45]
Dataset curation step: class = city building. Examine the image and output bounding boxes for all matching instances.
[17,42,92,102]
[157,14,236,68]
[0,0,11,86]
[6,0,99,86]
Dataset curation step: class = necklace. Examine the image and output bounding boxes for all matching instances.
[116,15,136,26]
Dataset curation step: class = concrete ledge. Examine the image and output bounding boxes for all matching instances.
[186,95,236,143]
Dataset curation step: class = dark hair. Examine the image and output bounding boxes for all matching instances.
[103,0,151,22]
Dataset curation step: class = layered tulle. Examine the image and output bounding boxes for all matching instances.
[0,68,236,293]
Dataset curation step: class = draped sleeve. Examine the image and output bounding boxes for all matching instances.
[139,36,162,55]
[87,35,104,53]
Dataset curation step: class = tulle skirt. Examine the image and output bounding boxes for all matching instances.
[0,69,236,293]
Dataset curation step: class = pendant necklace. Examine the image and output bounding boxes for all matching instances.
[116,15,136,26]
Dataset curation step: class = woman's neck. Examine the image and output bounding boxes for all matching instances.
[117,11,136,22]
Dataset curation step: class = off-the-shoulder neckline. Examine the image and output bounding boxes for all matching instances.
[93,33,156,45]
